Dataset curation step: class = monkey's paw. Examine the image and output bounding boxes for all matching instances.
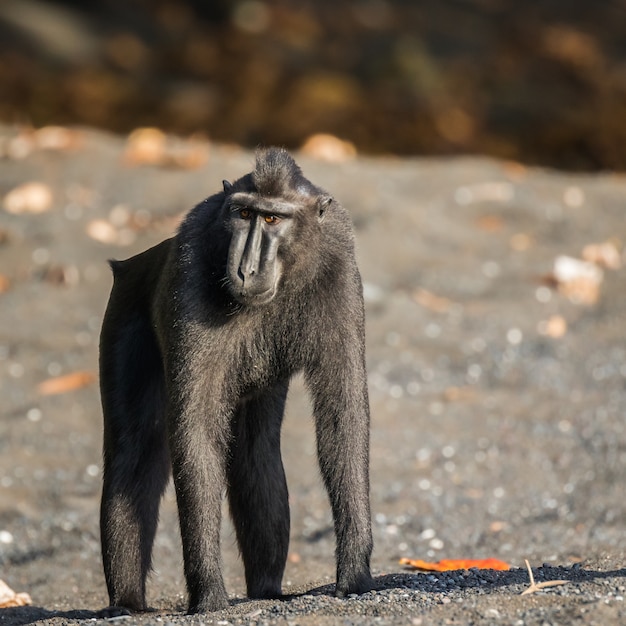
[187,593,230,614]
[335,572,375,598]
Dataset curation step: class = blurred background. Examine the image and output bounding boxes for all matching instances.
[1,0,626,170]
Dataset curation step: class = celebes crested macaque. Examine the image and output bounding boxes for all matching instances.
[99,148,373,614]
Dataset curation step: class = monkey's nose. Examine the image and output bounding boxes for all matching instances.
[239,257,258,280]
[238,266,256,284]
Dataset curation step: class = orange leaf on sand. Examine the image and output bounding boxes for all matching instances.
[399,557,510,572]
[37,371,96,396]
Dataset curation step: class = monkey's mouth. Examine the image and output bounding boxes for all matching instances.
[226,259,281,307]
[231,286,277,307]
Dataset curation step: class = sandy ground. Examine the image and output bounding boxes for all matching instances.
[0,126,624,625]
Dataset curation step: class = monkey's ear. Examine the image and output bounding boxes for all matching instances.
[317,196,333,222]
[223,180,233,194]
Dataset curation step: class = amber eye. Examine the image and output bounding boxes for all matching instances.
[264,214,279,224]
[239,208,252,219]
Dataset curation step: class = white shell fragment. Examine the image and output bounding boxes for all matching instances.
[552,255,603,305]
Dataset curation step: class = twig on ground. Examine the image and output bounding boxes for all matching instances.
[520,559,569,596]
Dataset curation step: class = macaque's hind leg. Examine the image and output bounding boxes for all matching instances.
[100,311,170,611]
[226,383,290,599]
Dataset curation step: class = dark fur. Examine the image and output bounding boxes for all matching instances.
[99,148,373,614]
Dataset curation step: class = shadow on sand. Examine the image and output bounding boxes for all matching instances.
[3,566,625,625]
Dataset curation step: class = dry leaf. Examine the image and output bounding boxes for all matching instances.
[300,134,357,162]
[538,315,567,338]
[509,233,532,251]
[3,182,53,215]
[86,220,119,245]
[37,371,96,396]
[582,240,622,270]
[124,128,209,169]
[86,219,137,247]
[400,557,510,572]
[0,274,10,293]
[0,579,32,608]
[124,127,167,165]
[412,288,453,313]
[34,126,82,151]
[475,215,504,232]
[39,264,80,287]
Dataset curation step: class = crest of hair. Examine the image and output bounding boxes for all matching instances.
[253,147,312,197]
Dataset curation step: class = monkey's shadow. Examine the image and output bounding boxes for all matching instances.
[280,565,626,601]
[0,607,98,626]
[4,568,625,625]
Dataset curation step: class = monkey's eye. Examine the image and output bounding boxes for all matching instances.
[239,209,252,220]
[264,214,279,224]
